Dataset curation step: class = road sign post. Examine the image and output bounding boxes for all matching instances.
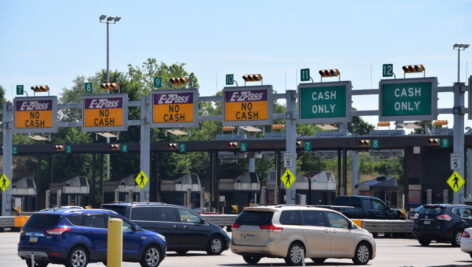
[285,90,297,204]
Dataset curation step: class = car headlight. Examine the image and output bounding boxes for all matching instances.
[156,233,166,242]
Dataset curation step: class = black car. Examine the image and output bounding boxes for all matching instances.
[102,202,230,255]
[413,204,472,246]
[331,195,402,219]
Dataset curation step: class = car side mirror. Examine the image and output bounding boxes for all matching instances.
[199,219,206,224]
[132,225,139,232]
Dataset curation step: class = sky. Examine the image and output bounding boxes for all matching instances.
[1,0,471,127]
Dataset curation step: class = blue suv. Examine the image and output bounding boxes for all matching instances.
[18,208,166,267]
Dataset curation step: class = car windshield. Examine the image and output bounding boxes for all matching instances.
[235,211,274,226]
[25,214,60,228]
[102,205,126,216]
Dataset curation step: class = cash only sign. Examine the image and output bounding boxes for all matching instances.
[222,85,273,126]
[82,94,128,132]
[14,96,58,133]
[151,88,199,128]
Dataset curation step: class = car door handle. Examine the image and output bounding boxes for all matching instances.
[172,225,177,228]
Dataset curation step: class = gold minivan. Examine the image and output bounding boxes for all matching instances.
[231,205,376,265]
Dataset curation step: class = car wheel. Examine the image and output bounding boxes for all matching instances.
[176,250,188,255]
[206,236,224,255]
[66,246,88,267]
[451,230,463,247]
[311,258,326,264]
[469,253,472,258]
[418,238,431,246]
[352,242,371,265]
[25,259,48,267]
[243,255,261,264]
[140,245,162,267]
[284,242,305,266]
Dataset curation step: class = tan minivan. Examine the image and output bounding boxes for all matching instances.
[231,205,376,265]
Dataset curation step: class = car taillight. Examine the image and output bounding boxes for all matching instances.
[46,226,71,235]
[436,214,452,221]
[259,224,283,231]
[462,232,471,238]
[231,223,241,229]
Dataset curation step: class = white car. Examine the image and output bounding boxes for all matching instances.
[460,228,472,257]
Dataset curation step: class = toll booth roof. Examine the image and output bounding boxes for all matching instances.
[12,177,37,196]
[356,176,398,191]
[104,174,139,192]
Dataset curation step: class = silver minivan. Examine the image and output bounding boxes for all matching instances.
[231,205,376,265]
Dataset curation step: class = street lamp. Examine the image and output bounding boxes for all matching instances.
[99,15,121,82]
[453,43,469,83]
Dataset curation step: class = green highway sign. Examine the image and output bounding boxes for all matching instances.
[153,77,162,89]
[440,138,449,148]
[371,139,380,149]
[225,74,234,85]
[240,142,248,152]
[16,85,24,95]
[121,144,128,153]
[65,145,72,154]
[178,143,186,153]
[379,77,438,121]
[300,68,310,82]
[382,64,393,77]
[303,141,312,151]
[298,81,352,123]
[84,82,93,94]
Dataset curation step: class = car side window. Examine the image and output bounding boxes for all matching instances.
[83,214,107,228]
[131,207,154,221]
[361,199,372,209]
[372,200,387,210]
[178,208,201,223]
[154,207,180,222]
[326,212,349,229]
[67,215,84,226]
[302,210,327,227]
[107,215,134,231]
[460,208,472,219]
[280,210,302,225]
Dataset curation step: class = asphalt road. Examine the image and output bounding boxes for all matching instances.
[2,232,472,267]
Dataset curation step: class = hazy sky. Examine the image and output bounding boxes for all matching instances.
[1,0,471,126]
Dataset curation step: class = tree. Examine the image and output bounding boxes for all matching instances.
[348,115,374,135]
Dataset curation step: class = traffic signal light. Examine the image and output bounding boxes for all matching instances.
[31,85,50,92]
[228,142,239,148]
[359,140,371,147]
[318,69,340,77]
[54,145,64,152]
[169,77,189,85]
[402,65,425,73]
[428,138,440,146]
[110,144,121,151]
[242,74,263,82]
[101,82,120,90]
[296,141,304,148]
[168,143,178,150]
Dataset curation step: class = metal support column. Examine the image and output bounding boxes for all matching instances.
[453,82,465,203]
[468,148,472,200]
[140,95,151,201]
[275,150,281,204]
[285,90,297,204]
[99,154,104,204]
[351,151,360,195]
[337,150,342,195]
[91,153,96,207]
[2,101,13,216]
[210,150,218,210]
[342,149,348,196]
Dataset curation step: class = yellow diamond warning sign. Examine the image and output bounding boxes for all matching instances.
[447,171,465,193]
[0,174,11,192]
[280,169,296,189]
[135,171,149,190]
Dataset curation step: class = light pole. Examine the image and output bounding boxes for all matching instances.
[452,43,469,203]
[99,15,121,82]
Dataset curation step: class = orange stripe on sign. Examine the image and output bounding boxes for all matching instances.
[225,101,268,121]
[15,110,53,129]
[84,109,123,127]
[153,103,194,123]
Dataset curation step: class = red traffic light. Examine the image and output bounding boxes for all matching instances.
[31,85,50,92]
[228,142,239,148]
[169,77,189,85]
[101,82,120,90]
[242,74,263,82]
[54,145,64,152]
[428,138,439,146]
[359,140,370,146]
[168,143,178,150]
[110,144,121,151]
[402,64,425,73]
[318,69,340,77]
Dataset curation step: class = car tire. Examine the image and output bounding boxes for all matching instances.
[206,236,224,255]
[284,242,305,266]
[451,230,463,247]
[65,246,88,267]
[243,255,261,264]
[140,245,162,267]
[469,253,472,258]
[25,259,48,267]
[176,250,188,255]
[311,258,326,264]
[352,242,371,265]
[418,238,431,246]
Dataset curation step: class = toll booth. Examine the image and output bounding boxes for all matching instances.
[265,170,280,204]
[219,172,260,214]
[104,174,140,203]
[12,177,37,212]
[160,173,201,208]
[47,176,90,207]
[357,176,399,207]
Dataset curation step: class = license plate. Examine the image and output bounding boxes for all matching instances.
[242,234,255,240]
[29,236,38,243]
[423,220,431,225]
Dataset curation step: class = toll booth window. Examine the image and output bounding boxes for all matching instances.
[83,214,107,228]
[280,210,302,225]
[153,207,180,222]
[25,214,60,228]
[326,212,349,229]
[178,208,201,223]
[131,207,155,221]
[302,210,327,227]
